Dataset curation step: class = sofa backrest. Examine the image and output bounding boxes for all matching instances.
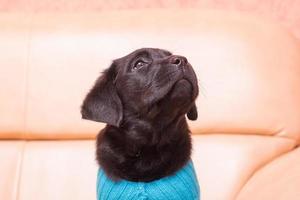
[1,10,300,144]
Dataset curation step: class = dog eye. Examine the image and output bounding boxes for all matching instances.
[132,61,146,71]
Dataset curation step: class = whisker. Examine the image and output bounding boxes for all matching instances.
[197,79,207,98]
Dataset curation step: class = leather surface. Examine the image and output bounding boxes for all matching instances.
[192,135,295,200]
[236,146,300,200]
[0,136,297,200]
[17,140,98,200]
[1,9,300,200]
[0,14,31,138]
[1,11,300,142]
[0,141,24,200]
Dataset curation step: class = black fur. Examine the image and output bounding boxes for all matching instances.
[81,48,199,182]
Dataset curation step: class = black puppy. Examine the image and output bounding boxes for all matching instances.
[81,48,198,182]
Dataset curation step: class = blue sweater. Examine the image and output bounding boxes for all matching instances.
[97,161,200,200]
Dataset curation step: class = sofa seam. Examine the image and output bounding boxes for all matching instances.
[23,13,34,140]
[233,137,297,200]
[15,141,26,200]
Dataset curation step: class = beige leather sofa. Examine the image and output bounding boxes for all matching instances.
[1,10,300,200]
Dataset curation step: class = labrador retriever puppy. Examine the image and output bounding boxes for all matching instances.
[81,48,199,182]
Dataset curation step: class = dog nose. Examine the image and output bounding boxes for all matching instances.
[169,55,188,66]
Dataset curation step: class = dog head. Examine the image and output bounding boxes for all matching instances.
[81,48,198,127]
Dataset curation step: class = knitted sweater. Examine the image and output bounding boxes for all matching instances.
[97,161,200,200]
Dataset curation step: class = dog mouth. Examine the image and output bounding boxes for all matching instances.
[143,63,198,106]
[180,64,199,99]
[160,65,198,101]
[172,79,193,95]
[178,78,197,97]
[169,78,196,103]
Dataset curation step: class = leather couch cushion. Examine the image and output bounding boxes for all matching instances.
[17,140,98,200]
[0,141,24,200]
[192,135,295,200]
[1,11,300,143]
[0,135,296,200]
[236,146,300,200]
[0,14,31,138]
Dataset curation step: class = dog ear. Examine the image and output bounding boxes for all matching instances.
[187,103,197,121]
[81,66,123,127]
